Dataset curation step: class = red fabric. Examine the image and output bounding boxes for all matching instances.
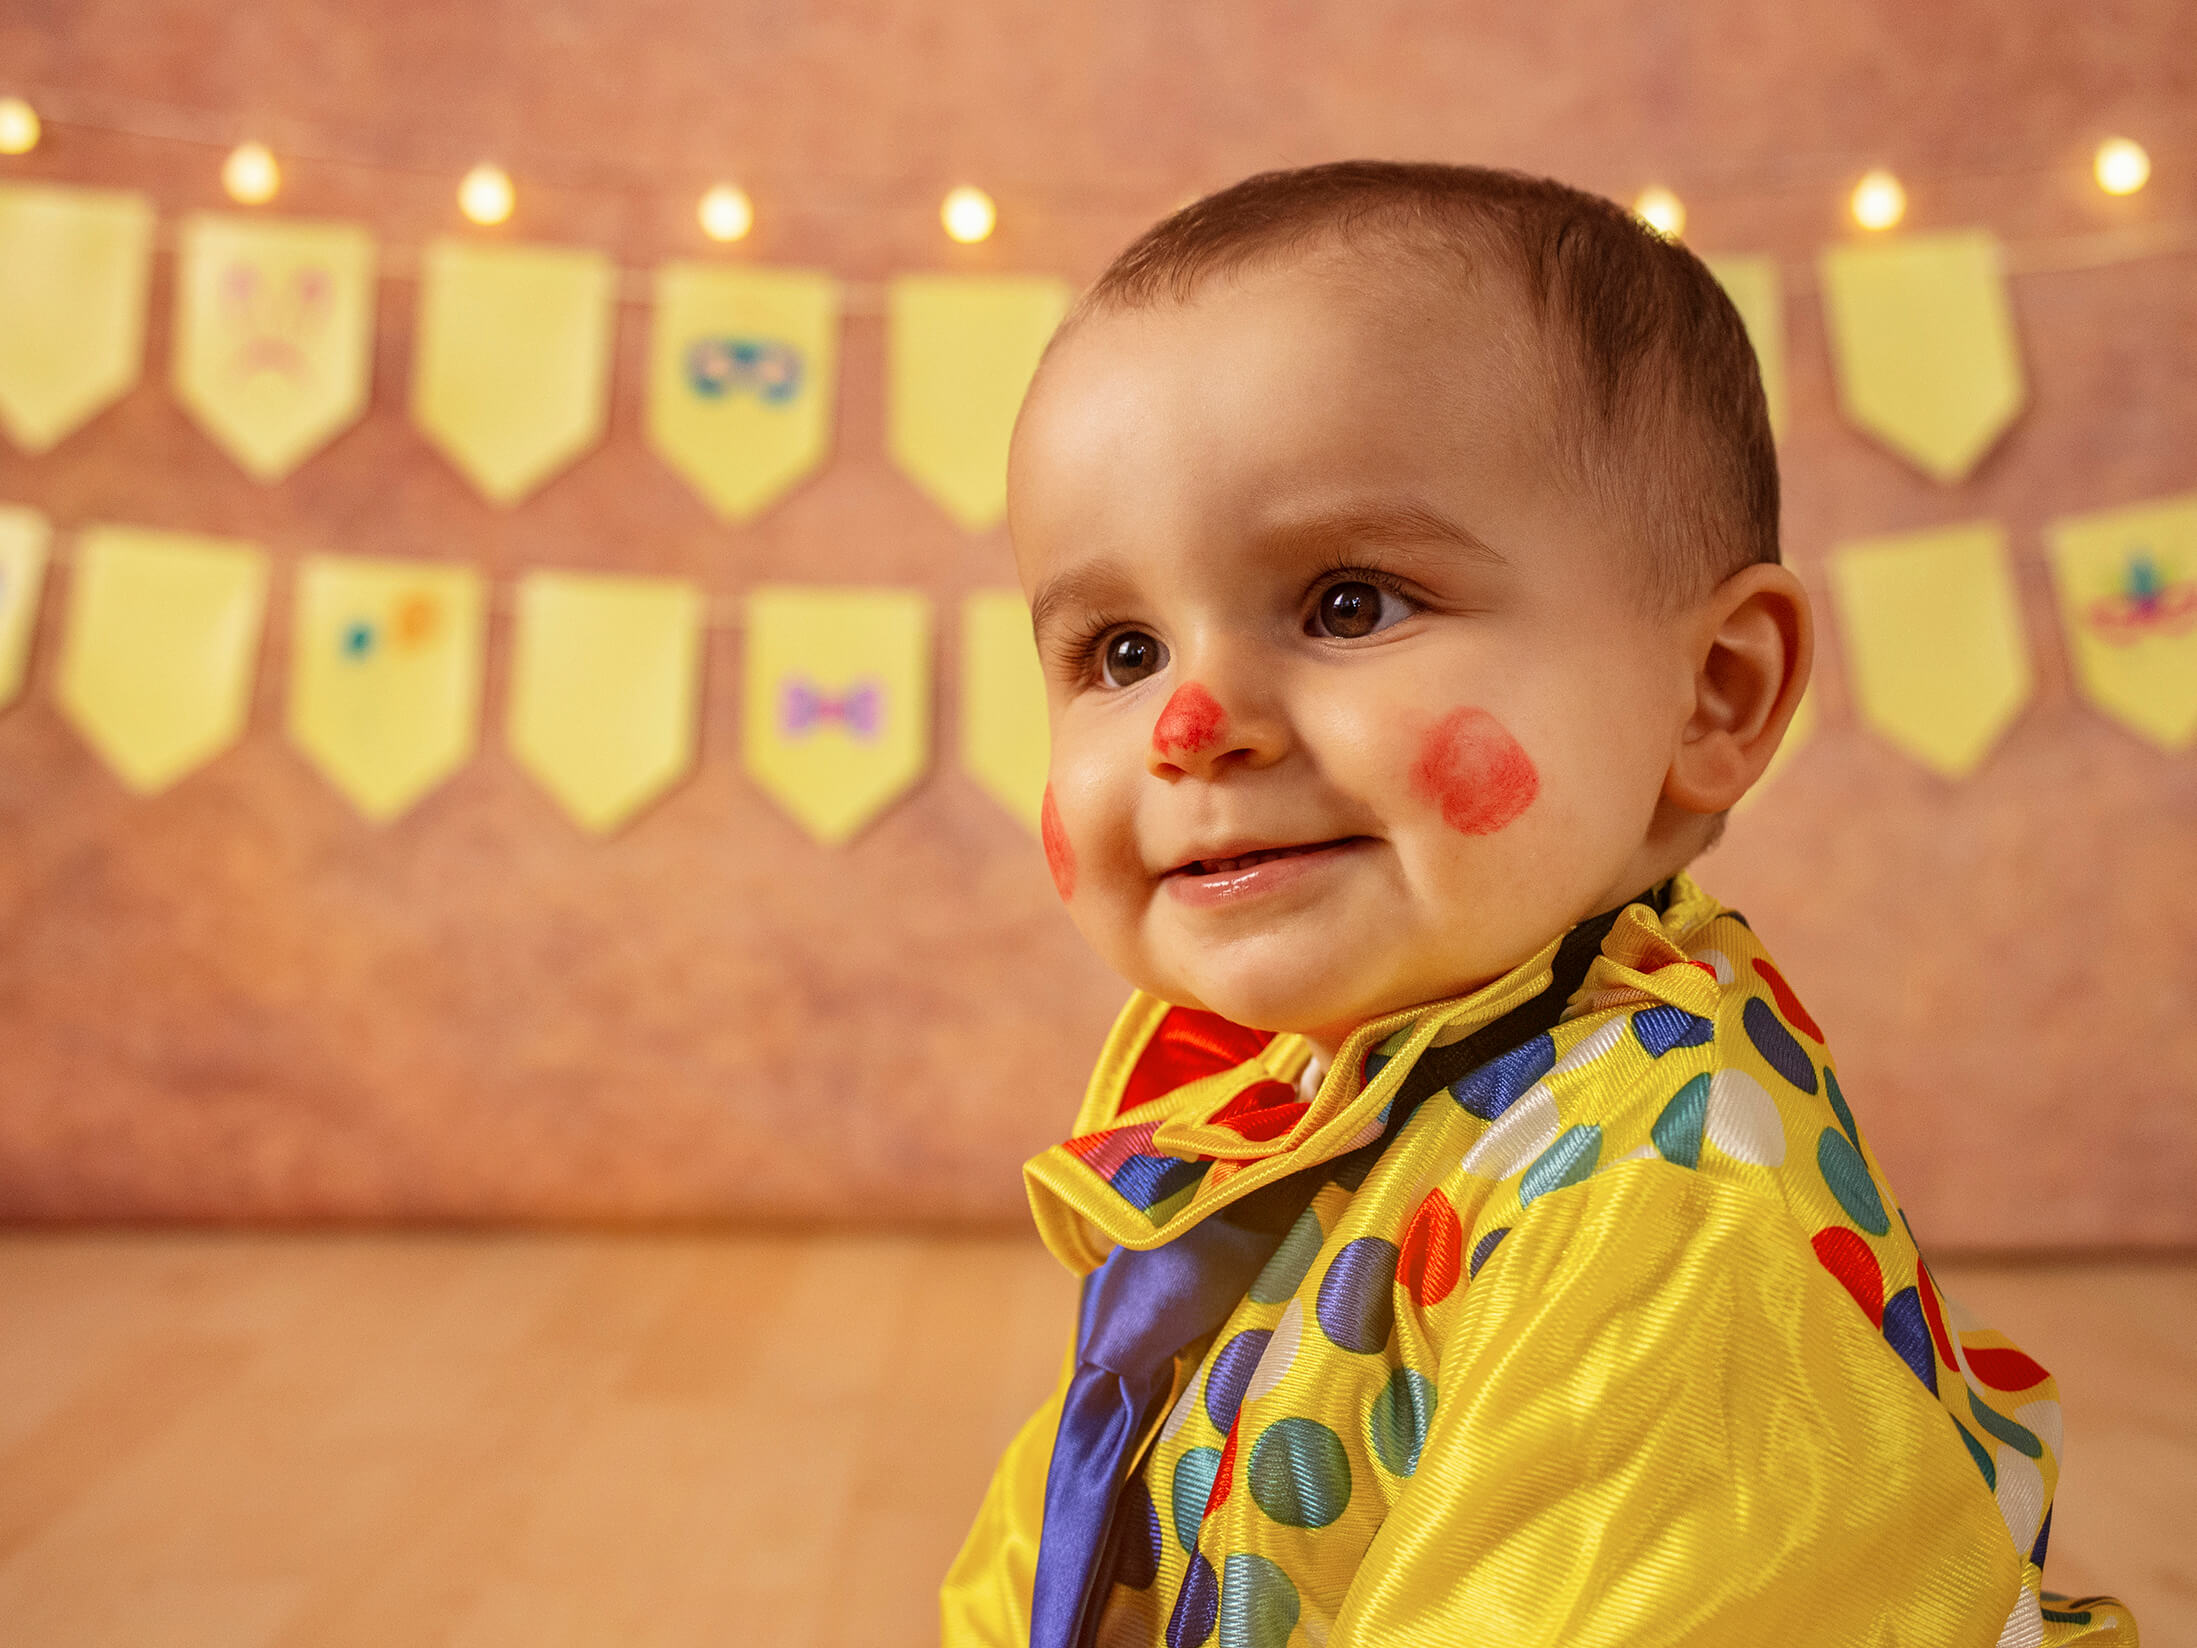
[1811,1225,1885,1326]
[1205,1081,1306,1141]
[1917,1260,1958,1369]
[1751,958,1824,1042]
[1117,1007,1276,1117]
[1205,1414,1241,1521]
[1965,1344,2052,1392]
[1400,1188,1463,1308]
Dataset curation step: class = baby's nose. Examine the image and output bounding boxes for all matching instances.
[1151,682,1228,762]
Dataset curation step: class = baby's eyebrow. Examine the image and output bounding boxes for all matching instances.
[1259,500,1509,570]
[1029,561,1142,641]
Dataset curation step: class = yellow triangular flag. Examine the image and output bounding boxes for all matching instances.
[1829,521,2031,777]
[58,525,268,793]
[410,239,615,504]
[287,555,485,821]
[0,503,52,709]
[648,263,838,521]
[887,274,1071,530]
[960,588,1047,832]
[509,569,704,833]
[1820,230,2025,484]
[172,213,377,481]
[0,184,155,453]
[2046,495,2197,750]
[743,586,931,843]
[1704,253,1787,441]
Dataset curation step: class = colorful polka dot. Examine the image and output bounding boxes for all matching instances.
[1520,1124,1602,1205]
[1691,946,1735,986]
[1167,1551,1219,1647]
[1967,1387,2044,1458]
[1881,1286,1937,1394]
[1244,1298,1302,1407]
[1448,1034,1555,1120]
[1460,1086,1559,1180]
[1316,1237,1398,1353]
[1704,1069,1786,1166]
[1162,1367,1204,1442]
[1368,1367,1437,1476]
[1993,1445,2046,1551]
[1468,1225,1509,1277]
[2015,1398,2063,1460]
[1917,1261,1957,1369]
[1953,1418,1996,1489]
[2031,1506,2054,1570]
[1548,1016,1628,1076]
[1248,1417,1352,1528]
[1743,997,1818,1094]
[1205,1329,1272,1433]
[1966,1344,2052,1392]
[1206,1418,1241,1518]
[1815,1127,1889,1234]
[1115,1473,1161,1589]
[1398,1189,1462,1308]
[1219,1553,1300,1648]
[1750,957,1823,1040]
[1172,1449,1221,1553]
[1823,1066,1859,1144]
[1811,1225,1884,1325]
[1651,1073,1710,1168]
[1633,1005,1714,1057]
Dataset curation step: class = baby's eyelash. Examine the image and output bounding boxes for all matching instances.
[1308,562,1416,604]
[1043,611,1129,683]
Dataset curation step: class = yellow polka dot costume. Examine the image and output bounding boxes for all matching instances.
[941,875,2136,1647]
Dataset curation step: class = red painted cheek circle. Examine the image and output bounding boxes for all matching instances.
[1410,708,1539,836]
[1152,682,1227,758]
[1040,785,1076,900]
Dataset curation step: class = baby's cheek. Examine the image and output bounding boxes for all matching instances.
[1411,707,1539,836]
[1040,783,1077,900]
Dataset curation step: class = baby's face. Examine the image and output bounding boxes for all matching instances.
[1009,253,1708,1051]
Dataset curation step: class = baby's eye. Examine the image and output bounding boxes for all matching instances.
[1313,580,1410,639]
[1099,628,1169,688]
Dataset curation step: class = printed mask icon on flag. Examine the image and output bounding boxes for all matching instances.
[648,263,838,521]
[57,525,269,794]
[2047,495,2197,750]
[0,503,52,711]
[410,239,616,505]
[287,555,485,821]
[743,586,931,844]
[1820,230,2025,484]
[888,274,1071,531]
[508,569,705,834]
[1829,521,2032,778]
[172,213,377,481]
[960,588,1048,832]
[0,184,155,453]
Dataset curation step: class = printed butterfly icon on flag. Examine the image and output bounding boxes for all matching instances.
[779,676,883,739]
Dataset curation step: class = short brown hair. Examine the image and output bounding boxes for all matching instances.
[1072,161,1780,606]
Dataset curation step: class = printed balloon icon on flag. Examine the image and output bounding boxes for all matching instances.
[57,525,268,794]
[0,503,52,711]
[508,569,705,834]
[0,183,155,453]
[743,586,931,844]
[888,274,1071,530]
[410,239,615,504]
[2047,495,2197,750]
[1829,521,2032,778]
[648,263,838,521]
[1820,230,2025,484]
[172,213,376,481]
[287,554,485,821]
[960,588,1048,832]
[1704,253,1787,441]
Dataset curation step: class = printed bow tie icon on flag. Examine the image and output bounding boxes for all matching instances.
[779,676,882,739]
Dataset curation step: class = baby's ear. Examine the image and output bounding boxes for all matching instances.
[1664,562,1813,814]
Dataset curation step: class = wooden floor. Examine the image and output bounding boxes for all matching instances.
[0,1234,2186,1647]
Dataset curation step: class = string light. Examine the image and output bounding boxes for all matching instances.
[1633,186,1685,239]
[458,163,514,226]
[2094,137,2151,197]
[697,183,753,242]
[221,142,280,205]
[0,96,39,156]
[940,185,996,244]
[1850,169,1906,232]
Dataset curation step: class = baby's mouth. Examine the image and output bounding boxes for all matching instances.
[1167,839,1363,878]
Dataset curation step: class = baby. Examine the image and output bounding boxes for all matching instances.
[942,163,2133,1648]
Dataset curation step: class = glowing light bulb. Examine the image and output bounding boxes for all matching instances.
[698,183,753,242]
[2094,137,2150,197]
[1633,186,1685,240]
[458,163,514,226]
[941,185,996,244]
[1850,169,1906,232]
[222,142,280,205]
[0,97,40,156]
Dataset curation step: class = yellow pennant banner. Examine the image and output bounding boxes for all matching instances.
[172,213,376,481]
[743,586,931,843]
[0,184,155,453]
[1820,230,2025,484]
[2046,495,2197,750]
[1829,521,2032,778]
[58,525,268,794]
[410,239,615,505]
[1704,253,1787,441]
[509,569,705,834]
[960,588,1047,832]
[888,274,1071,531]
[287,555,485,822]
[0,503,52,710]
[648,263,838,522]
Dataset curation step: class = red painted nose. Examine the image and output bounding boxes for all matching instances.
[1151,683,1227,759]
